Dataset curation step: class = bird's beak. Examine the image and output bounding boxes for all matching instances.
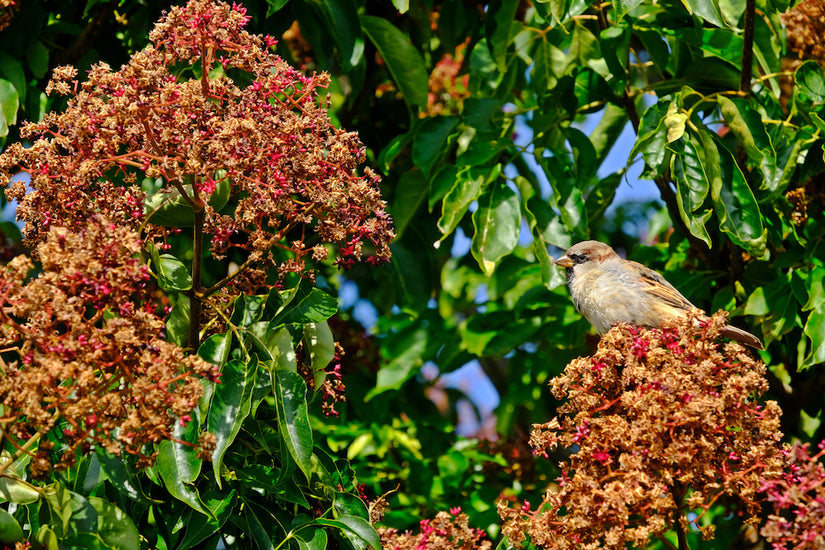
[555,255,574,268]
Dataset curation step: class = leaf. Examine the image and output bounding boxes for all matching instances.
[0,475,40,504]
[166,295,191,347]
[26,41,50,79]
[360,15,428,107]
[438,165,502,236]
[630,101,669,178]
[273,369,314,480]
[311,0,364,71]
[155,419,209,516]
[0,78,19,138]
[412,116,459,178]
[156,254,192,292]
[664,103,688,143]
[795,60,825,106]
[94,451,151,504]
[486,0,519,69]
[681,0,728,28]
[670,131,713,246]
[801,305,825,370]
[198,332,231,365]
[88,497,139,550]
[471,182,521,276]
[710,134,767,257]
[143,186,196,227]
[613,0,644,20]
[717,96,780,192]
[230,295,267,327]
[303,322,335,390]
[389,169,428,239]
[176,489,237,549]
[208,359,257,486]
[365,327,427,400]
[314,516,381,550]
[296,528,328,550]
[0,508,24,544]
[273,284,337,325]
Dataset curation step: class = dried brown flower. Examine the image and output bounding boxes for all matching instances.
[499,311,785,549]
[0,219,218,473]
[0,0,393,277]
[783,0,825,65]
[380,508,492,550]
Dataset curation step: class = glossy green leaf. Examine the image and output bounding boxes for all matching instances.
[88,497,139,550]
[273,281,337,325]
[208,358,257,485]
[471,182,521,276]
[144,187,196,227]
[389,169,428,238]
[630,101,670,178]
[486,0,519,69]
[438,165,501,236]
[681,0,728,28]
[717,96,780,191]
[274,369,314,479]
[166,295,191,347]
[0,78,19,138]
[360,15,428,107]
[94,451,151,504]
[26,40,50,79]
[244,504,276,550]
[314,516,381,550]
[613,0,644,20]
[176,489,237,549]
[0,475,40,504]
[155,418,208,516]
[365,326,427,400]
[0,508,23,544]
[795,60,825,106]
[710,135,767,257]
[303,322,335,389]
[311,0,363,71]
[296,528,328,550]
[157,254,192,292]
[801,305,825,370]
[198,332,231,365]
[0,52,25,103]
[412,116,459,179]
[230,295,267,327]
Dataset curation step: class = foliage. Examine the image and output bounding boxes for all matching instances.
[0,0,824,548]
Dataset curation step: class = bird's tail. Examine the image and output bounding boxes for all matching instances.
[720,325,764,350]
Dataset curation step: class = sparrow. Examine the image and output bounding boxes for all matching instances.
[554,240,763,350]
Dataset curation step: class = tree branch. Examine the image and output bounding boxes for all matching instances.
[740,0,756,96]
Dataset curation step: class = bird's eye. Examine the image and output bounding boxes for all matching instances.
[571,253,588,264]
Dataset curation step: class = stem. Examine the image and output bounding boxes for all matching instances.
[672,482,690,550]
[187,202,205,350]
[740,0,756,96]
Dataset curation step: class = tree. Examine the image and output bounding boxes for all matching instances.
[0,0,823,548]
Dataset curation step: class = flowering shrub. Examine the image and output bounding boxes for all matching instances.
[761,441,825,549]
[0,219,218,475]
[380,508,492,550]
[498,311,785,549]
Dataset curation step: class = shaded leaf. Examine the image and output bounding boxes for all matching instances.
[208,358,257,485]
[360,15,428,107]
[471,182,521,276]
[274,369,314,480]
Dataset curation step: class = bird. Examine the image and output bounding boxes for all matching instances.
[554,240,763,350]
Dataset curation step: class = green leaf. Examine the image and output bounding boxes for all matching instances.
[681,0,728,27]
[155,419,208,516]
[670,130,714,246]
[0,79,19,138]
[630,101,669,178]
[245,504,276,550]
[717,96,781,192]
[208,173,231,211]
[303,322,335,390]
[230,295,267,327]
[366,326,427,400]
[389,169,428,238]
[0,475,40,504]
[360,15,428,108]
[710,135,767,257]
[438,165,501,236]
[802,306,825,370]
[156,254,192,292]
[471,182,521,277]
[486,0,519,69]
[94,451,151,504]
[795,60,825,106]
[198,332,231,365]
[143,186,196,227]
[208,358,257,486]
[613,0,644,20]
[296,528,328,550]
[311,0,363,71]
[274,284,337,325]
[166,295,191,347]
[26,40,50,79]
[314,516,381,550]
[273,369,314,480]
[0,53,25,103]
[0,508,24,544]
[412,116,459,178]
[88,497,139,550]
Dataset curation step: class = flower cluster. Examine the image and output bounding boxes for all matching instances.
[0,0,393,279]
[783,0,825,65]
[0,220,219,475]
[422,38,471,118]
[498,311,785,549]
[760,440,825,549]
[380,508,492,550]
[0,0,17,32]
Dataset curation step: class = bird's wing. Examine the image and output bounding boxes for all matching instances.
[626,260,696,311]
